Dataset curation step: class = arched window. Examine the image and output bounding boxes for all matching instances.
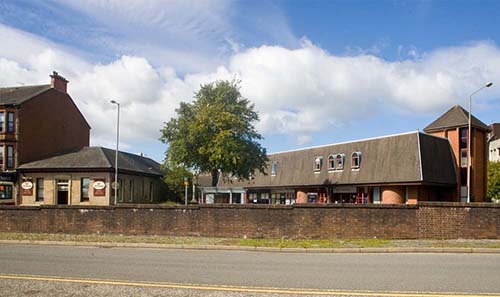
[351,151,361,169]
[336,154,344,170]
[328,155,335,170]
[271,161,277,175]
[313,156,322,171]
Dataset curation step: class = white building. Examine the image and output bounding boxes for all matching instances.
[488,123,500,162]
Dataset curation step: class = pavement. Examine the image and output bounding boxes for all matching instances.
[1,239,500,254]
[1,243,500,296]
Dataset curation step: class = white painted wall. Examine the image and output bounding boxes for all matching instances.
[489,139,500,162]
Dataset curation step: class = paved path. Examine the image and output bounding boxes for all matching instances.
[0,244,499,296]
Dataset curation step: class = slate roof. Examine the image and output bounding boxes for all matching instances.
[0,84,52,105]
[489,123,500,141]
[18,147,163,176]
[220,131,457,189]
[424,105,490,132]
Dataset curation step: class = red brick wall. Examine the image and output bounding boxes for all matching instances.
[472,129,487,202]
[1,203,499,239]
[17,89,90,165]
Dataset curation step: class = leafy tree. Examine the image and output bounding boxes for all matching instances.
[160,80,268,186]
[163,163,193,203]
[487,161,500,202]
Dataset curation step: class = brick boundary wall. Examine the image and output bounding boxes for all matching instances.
[0,202,498,239]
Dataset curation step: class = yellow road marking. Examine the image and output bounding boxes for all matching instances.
[0,273,499,297]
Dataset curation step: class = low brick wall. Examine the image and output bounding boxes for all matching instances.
[0,202,498,239]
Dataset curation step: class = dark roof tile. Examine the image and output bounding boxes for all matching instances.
[18,147,163,176]
[219,131,456,188]
[424,105,490,132]
[0,84,51,105]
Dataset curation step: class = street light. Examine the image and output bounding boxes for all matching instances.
[110,100,120,205]
[467,82,493,203]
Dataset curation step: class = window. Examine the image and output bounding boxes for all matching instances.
[351,152,361,169]
[36,178,44,201]
[6,145,14,169]
[7,112,14,133]
[149,182,154,202]
[81,178,90,202]
[0,112,4,133]
[336,154,344,170]
[460,185,467,199]
[0,185,13,199]
[271,161,277,175]
[0,145,3,168]
[460,148,467,168]
[328,155,335,170]
[129,180,134,202]
[313,156,323,171]
[459,127,467,148]
[118,178,123,202]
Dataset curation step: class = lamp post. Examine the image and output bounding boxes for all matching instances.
[467,82,493,203]
[110,100,120,205]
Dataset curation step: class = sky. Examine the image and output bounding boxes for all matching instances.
[0,0,499,162]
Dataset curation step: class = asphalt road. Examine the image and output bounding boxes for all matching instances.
[0,244,499,296]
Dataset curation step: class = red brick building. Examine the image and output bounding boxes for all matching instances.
[200,105,490,204]
[0,72,90,204]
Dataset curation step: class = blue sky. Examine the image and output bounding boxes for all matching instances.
[0,0,499,162]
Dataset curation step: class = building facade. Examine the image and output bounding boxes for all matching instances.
[0,72,90,205]
[18,147,165,205]
[200,105,490,204]
[488,123,500,162]
[424,105,490,202]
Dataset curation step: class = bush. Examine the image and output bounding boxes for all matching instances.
[487,161,500,202]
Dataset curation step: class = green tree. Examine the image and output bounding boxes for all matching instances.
[487,161,500,202]
[160,80,268,186]
[163,163,193,203]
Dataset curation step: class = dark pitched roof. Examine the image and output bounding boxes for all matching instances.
[18,147,163,176]
[0,84,51,105]
[424,105,490,132]
[489,123,500,141]
[220,131,456,189]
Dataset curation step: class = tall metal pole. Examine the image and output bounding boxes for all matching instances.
[467,94,472,203]
[467,82,493,203]
[110,100,120,205]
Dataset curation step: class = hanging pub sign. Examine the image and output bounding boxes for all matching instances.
[21,178,34,196]
[93,179,106,196]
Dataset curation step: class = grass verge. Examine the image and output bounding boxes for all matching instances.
[1,232,499,249]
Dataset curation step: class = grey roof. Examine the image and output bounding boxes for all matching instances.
[489,123,500,141]
[221,131,456,189]
[18,147,163,176]
[0,84,51,105]
[424,105,490,132]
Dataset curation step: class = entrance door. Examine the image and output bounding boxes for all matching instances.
[56,180,69,205]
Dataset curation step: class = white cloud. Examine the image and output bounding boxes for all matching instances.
[1,23,500,152]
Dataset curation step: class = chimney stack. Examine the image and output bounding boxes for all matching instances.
[50,71,69,93]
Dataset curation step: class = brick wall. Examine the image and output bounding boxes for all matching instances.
[0,202,499,239]
[17,88,90,166]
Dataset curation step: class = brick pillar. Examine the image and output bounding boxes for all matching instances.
[381,186,404,204]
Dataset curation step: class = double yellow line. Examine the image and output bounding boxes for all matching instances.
[0,273,499,297]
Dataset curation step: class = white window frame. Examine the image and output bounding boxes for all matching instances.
[313,156,323,172]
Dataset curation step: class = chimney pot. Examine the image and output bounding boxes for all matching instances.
[50,71,69,93]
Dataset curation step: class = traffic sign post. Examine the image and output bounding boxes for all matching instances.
[184,177,188,206]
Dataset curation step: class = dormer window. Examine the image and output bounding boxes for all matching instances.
[313,156,323,172]
[336,154,344,170]
[351,151,361,169]
[328,155,335,170]
[271,161,277,175]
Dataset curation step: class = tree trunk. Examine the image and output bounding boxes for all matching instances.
[211,169,219,187]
